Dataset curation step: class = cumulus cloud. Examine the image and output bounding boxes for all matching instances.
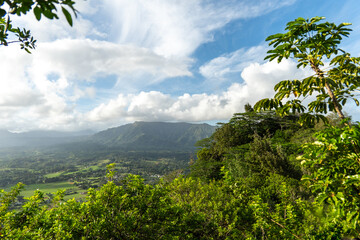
[0,46,312,132]
[0,38,192,131]
[85,59,309,129]
[0,48,64,131]
[240,59,312,97]
[33,39,191,83]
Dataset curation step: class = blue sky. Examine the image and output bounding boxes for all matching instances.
[0,0,360,131]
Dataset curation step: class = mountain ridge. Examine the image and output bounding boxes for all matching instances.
[91,121,216,150]
[0,122,216,151]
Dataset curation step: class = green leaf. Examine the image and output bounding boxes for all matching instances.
[354,98,359,106]
[42,9,54,19]
[265,33,283,41]
[316,192,328,203]
[33,6,41,21]
[61,7,73,26]
[0,8,6,18]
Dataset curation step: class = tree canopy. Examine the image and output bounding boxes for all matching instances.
[254,17,360,125]
[0,0,77,52]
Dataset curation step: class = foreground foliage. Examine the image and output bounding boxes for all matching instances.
[301,122,360,237]
[1,117,359,239]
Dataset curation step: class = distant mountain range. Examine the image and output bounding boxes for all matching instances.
[0,129,93,149]
[90,122,216,150]
[0,122,216,151]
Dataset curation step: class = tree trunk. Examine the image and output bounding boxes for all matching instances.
[310,61,345,120]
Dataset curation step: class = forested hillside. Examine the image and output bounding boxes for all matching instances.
[0,122,215,150]
[1,16,360,239]
[91,121,216,150]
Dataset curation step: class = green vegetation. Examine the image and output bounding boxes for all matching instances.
[17,181,82,200]
[1,16,360,239]
[0,149,192,188]
[254,17,360,125]
[91,121,216,150]
[0,0,77,52]
[0,122,213,192]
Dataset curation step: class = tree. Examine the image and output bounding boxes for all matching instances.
[191,108,302,181]
[254,17,360,125]
[244,103,254,112]
[0,0,77,52]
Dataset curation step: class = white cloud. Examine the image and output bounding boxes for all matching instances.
[199,45,268,83]
[241,59,311,97]
[85,59,309,129]
[0,0,307,131]
[0,45,313,132]
[71,87,96,101]
[0,38,193,131]
[87,94,129,123]
[33,39,191,83]
[104,0,295,58]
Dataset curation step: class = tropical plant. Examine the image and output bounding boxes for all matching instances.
[300,122,360,237]
[254,17,360,125]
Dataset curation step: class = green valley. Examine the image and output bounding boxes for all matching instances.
[0,122,215,198]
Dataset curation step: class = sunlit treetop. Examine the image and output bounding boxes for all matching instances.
[254,16,360,125]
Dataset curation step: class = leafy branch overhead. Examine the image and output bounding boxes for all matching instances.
[254,17,360,125]
[0,0,77,53]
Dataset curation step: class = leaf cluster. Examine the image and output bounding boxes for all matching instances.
[254,17,360,125]
[300,123,360,235]
[264,16,351,66]
[191,110,302,181]
[0,0,77,52]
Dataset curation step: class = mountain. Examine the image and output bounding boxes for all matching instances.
[0,130,93,149]
[0,122,216,151]
[91,122,216,150]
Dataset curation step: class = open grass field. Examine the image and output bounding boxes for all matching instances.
[14,181,85,200]
[44,171,64,178]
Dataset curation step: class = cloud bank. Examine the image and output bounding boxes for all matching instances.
[86,59,308,129]
[0,0,312,131]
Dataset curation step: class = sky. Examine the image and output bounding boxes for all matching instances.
[1,0,360,132]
